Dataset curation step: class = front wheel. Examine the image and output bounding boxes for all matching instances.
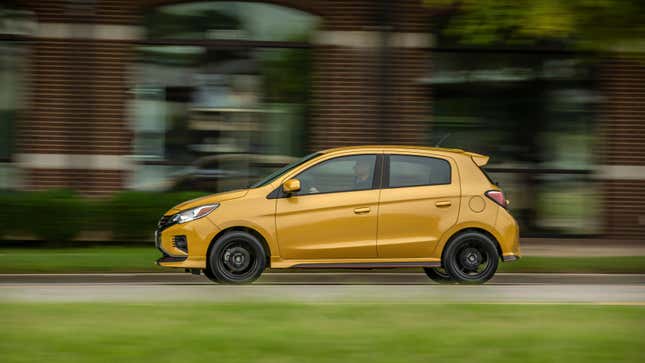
[443,232,499,284]
[207,231,266,284]
[202,267,220,283]
[423,267,454,284]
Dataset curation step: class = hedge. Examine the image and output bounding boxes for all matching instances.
[0,190,208,243]
[108,191,207,241]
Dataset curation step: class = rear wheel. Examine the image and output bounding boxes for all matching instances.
[443,231,499,284]
[423,267,454,284]
[207,231,266,284]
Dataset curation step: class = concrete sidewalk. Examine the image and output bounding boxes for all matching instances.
[521,238,645,257]
[2,273,644,304]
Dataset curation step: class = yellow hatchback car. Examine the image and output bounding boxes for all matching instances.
[155,146,520,284]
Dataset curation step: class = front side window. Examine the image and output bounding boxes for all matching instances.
[295,155,377,195]
[388,155,451,188]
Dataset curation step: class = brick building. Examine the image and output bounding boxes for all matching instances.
[1,0,644,241]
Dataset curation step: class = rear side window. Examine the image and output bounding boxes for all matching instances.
[387,155,451,188]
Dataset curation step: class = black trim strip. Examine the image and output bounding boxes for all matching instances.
[156,256,188,264]
[373,154,385,189]
[292,261,441,269]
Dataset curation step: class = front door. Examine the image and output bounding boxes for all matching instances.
[377,154,460,258]
[276,154,380,259]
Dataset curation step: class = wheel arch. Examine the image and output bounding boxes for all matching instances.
[439,227,503,265]
[206,226,272,268]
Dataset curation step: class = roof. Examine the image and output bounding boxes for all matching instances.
[320,144,464,154]
[319,145,489,166]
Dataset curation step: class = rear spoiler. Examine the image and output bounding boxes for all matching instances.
[465,152,489,167]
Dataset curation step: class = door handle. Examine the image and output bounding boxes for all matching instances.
[435,201,452,207]
[353,207,371,214]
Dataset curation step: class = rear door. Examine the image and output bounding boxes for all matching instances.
[377,154,460,258]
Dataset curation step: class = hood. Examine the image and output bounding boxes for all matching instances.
[169,189,249,212]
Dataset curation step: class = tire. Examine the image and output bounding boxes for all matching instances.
[423,267,455,284]
[207,231,266,284]
[202,267,220,283]
[442,231,499,284]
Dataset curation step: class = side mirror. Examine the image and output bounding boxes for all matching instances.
[282,179,301,194]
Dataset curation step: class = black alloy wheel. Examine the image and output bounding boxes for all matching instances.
[207,231,266,284]
[443,231,499,284]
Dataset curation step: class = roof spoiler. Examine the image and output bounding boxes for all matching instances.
[466,152,489,167]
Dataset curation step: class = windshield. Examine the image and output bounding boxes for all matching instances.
[250,152,322,188]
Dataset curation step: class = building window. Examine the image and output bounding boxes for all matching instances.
[131,1,319,192]
[429,51,599,236]
[0,42,27,190]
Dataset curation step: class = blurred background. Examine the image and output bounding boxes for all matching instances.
[1,3,645,362]
[0,0,644,244]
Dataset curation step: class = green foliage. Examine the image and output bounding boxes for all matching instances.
[16,190,86,243]
[107,191,208,241]
[425,0,645,51]
[0,191,20,238]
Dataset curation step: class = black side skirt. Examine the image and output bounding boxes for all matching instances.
[291,261,441,269]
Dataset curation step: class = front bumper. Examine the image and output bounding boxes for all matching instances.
[154,215,220,269]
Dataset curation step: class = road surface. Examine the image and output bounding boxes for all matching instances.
[1,272,644,304]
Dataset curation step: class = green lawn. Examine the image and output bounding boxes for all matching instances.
[0,247,644,273]
[0,247,163,273]
[1,303,643,363]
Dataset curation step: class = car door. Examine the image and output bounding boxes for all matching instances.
[275,154,380,260]
[377,154,460,258]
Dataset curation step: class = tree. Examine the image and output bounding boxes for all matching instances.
[424,0,645,52]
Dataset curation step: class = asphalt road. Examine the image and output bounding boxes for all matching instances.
[1,272,644,304]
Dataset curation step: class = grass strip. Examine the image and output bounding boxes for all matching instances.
[1,303,643,363]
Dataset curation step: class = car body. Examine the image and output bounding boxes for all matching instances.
[155,145,520,284]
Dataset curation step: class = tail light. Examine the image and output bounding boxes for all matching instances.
[485,190,508,209]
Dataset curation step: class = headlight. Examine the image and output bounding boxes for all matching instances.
[171,204,219,224]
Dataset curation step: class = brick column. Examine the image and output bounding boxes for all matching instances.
[309,0,431,150]
[16,0,137,195]
[598,58,645,240]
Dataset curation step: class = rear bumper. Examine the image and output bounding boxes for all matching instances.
[495,208,521,259]
[502,254,520,262]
